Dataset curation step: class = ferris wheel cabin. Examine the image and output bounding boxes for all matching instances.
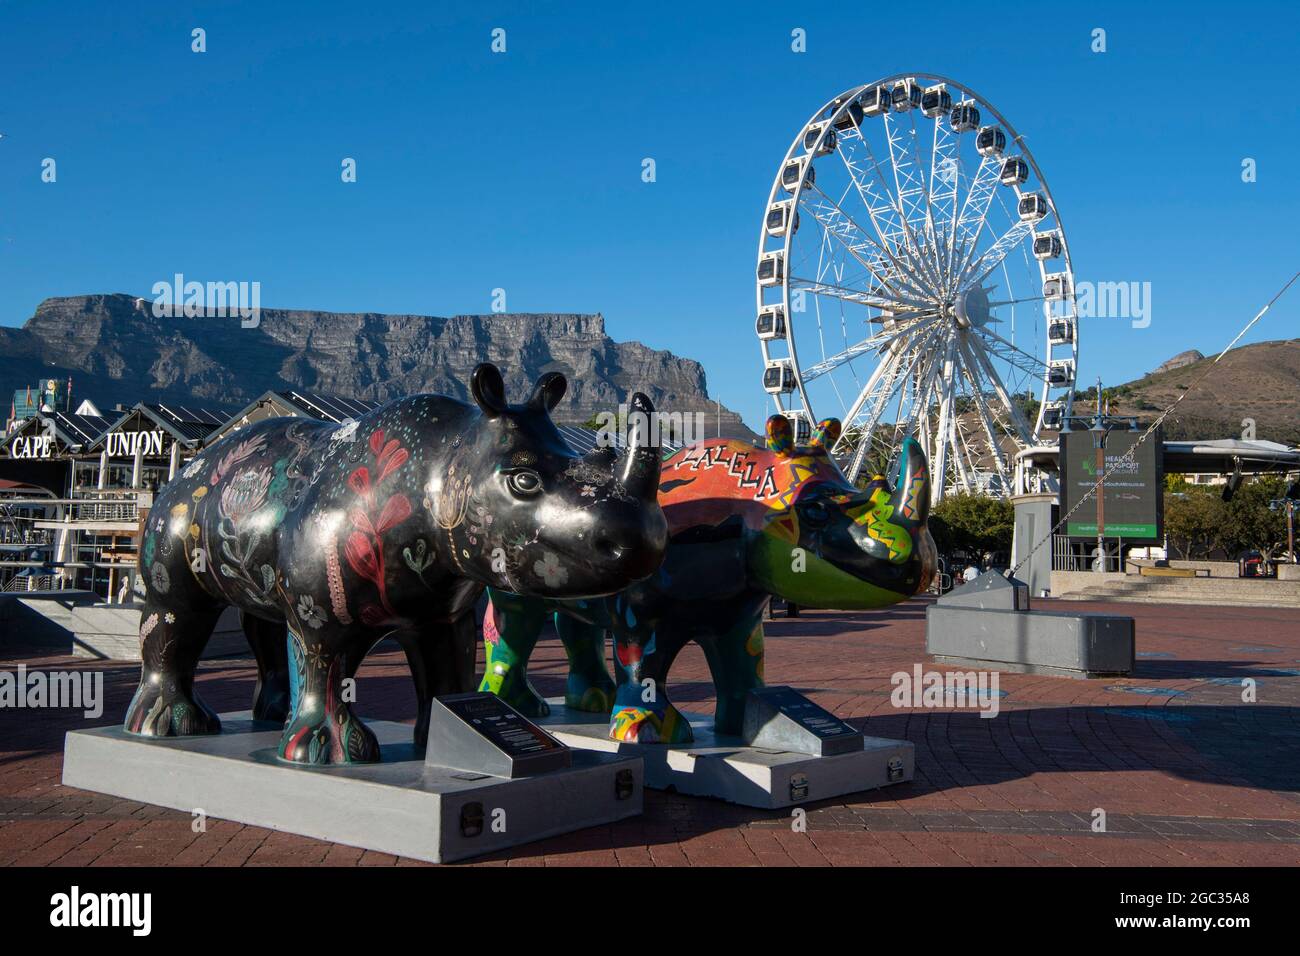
[1043,272,1071,300]
[860,85,892,117]
[949,101,981,132]
[803,121,837,156]
[765,200,798,238]
[781,156,814,193]
[976,125,1007,156]
[780,410,813,445]
[921,84,952,118]
[1032,230,1063,260]
[1048,360,1075,387]
[1018,193,1049,221]
[756,305,787,341]
[999,156,1029,186]
[890,79,922,111]
[757,251,785,287]
[763,360,797,395]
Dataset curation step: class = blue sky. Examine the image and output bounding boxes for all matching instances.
[1,0,1297,430]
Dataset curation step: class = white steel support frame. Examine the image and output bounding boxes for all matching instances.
[755,73,1079,503]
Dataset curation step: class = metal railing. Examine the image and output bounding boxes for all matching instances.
[1052,534,1127,572]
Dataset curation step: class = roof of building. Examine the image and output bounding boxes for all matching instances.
[277,390,382,422]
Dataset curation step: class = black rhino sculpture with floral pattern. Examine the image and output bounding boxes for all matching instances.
[123,364,668,765]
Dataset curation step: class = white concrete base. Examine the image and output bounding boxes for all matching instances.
[537,699,913,809]
[62,710,643,864]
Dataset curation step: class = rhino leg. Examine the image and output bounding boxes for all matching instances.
[478,590,551,717]
[124,599,224,738]
[608,627,692,744]
[242,613,290,724]
[277,629,380,765]
[399,612,478,753]
[556,615,615,713]
[701,614,766,737]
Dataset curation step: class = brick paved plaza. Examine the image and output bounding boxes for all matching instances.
[2,597,1298,867]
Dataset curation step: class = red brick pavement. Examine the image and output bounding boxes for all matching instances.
[2,598,1298,866]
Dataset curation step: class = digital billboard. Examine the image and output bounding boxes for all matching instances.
[1060,426,1163,542]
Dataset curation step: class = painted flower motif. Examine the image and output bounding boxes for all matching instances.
[182,457,205,480]
[150,562,170,594]
[210,434,267,485]
[581,484,596,498]
[532,551,568,588]
[297,594,328,629]
[220,466,273,522]
[164,612,176,624]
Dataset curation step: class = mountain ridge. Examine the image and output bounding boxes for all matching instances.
[0,294,753,439]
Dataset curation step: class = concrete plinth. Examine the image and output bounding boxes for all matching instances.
[926,571,1135,678]
[62,711,643,864]
[537,699,913,809]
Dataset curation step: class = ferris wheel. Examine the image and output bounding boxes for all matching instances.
[755,74,1078,501]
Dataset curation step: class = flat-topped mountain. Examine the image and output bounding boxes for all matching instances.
[0,294,752,438]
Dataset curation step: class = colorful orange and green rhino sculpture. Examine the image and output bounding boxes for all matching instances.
[479,415,936,743]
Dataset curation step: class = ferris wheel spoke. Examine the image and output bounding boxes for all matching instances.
[881,113,946,295]
[953,345,1012,489]
[845,117,945,297]
[843,322,945,477]
[789,276,921,311]
[801,316,943,383]
[833,129,912,264]
[929,116,961,294]
[951,155,1002,278]
[801,186,934,305]
[975,326,1049,378]
[961,332,1037,444]
[930,334,958,501]
[955,217,1036,292]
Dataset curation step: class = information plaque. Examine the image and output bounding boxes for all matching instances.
[741,686,864,757]
[427,692,572,778]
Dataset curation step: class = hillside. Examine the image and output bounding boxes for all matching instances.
[0,294,753,438]
[1100,339,1300,445]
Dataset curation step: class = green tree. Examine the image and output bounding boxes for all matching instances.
[929,492,1014,558]
[1163,486,1227,559]
[1221,477,1289,559]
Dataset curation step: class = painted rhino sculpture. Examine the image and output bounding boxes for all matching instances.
[478,415,936,743]
[123,364,668,764]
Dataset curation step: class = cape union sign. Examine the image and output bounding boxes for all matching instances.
[105,429,166,458]
[9,434,55,459]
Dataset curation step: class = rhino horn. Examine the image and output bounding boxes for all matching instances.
[886,436,930,528]
[618,392,661,502]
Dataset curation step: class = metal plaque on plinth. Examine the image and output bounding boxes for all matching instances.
[428,692,571,778]
[741,685,864,756]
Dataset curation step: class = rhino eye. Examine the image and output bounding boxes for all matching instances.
[801,500,831,526]
[506,469,543,498]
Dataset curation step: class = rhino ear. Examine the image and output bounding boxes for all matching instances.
[528,372,567,413]
[471,363,509,418]
[809,418,842,450]
[765,415,793,456]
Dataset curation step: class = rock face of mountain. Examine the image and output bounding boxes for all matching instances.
[0,294,752,438]
[1152,349,1205,375]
